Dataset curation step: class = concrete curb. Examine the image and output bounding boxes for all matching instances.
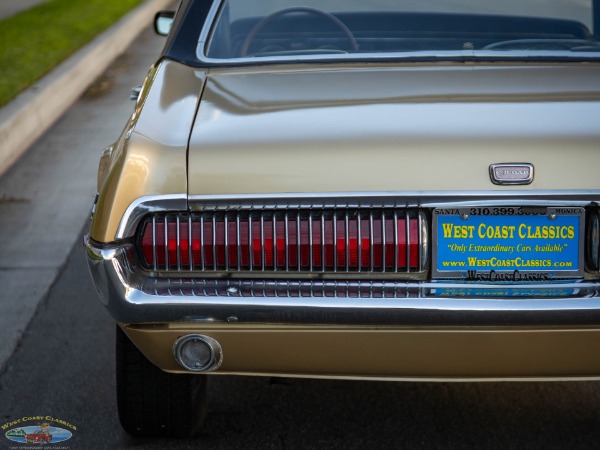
[0,0,174,177]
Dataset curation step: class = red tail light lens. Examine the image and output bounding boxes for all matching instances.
[139,210,427,273]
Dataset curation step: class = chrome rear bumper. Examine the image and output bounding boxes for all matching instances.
[85,236,600,326]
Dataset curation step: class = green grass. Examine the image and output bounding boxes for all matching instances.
[0,0,143,107]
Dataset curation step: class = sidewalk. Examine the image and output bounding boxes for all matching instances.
[0,1,174,372]
[0,0,49,20]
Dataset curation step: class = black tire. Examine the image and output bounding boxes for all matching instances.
[116,325,208,437]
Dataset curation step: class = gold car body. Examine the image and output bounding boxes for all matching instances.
[86,5,600,380]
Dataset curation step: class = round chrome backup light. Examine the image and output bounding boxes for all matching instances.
[173,335,223,372]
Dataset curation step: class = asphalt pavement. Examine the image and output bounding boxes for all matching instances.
[0,15,170,372]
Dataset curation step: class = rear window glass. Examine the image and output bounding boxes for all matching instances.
[204,0,599,61]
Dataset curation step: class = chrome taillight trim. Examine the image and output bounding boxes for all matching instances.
[137,208,428,275]
[115,191,600,240]
[188,191,600,210]
[85,236,600,327]
[117,194,187,240]
[420,211,430,271]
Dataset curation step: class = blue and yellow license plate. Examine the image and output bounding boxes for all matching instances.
[432,206,584,281]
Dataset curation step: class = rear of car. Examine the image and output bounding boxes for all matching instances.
[85,0,600,437]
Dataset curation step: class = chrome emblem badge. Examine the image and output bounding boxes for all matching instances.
[489,163,534,185]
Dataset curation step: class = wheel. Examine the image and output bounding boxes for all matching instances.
[116,325,208,437]
[240,6,358,56]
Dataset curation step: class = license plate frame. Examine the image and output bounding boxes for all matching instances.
[432,206,584,281]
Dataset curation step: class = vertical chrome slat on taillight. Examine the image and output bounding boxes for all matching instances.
[296,213,301,271]
[224,214,230,271]
[164,216,169,271]
[405,211,411,273]
[320,211,326,272]
[357,210,362,273]
[333,212,338,272]
[200,214,205,271]
[152,216,157,272]
[260,212,265,272]
[393,209,399,272]
[284,211,289,272]
[381,210,386,273]
[308,210,314,272]
[369,211,374,272]
[236,211,242,272]
[211,215,217,271]
[272,214,278,272]
[345,211,350,272]
[248,212,254,271]
[188,215,193,272]
[176,216,181,271]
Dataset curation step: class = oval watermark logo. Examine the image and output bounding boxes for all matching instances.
[3,417,76,446]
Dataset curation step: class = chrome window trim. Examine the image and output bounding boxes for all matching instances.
[196,0,223,55]
[116,191,600,240]
[196,50,600,66]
